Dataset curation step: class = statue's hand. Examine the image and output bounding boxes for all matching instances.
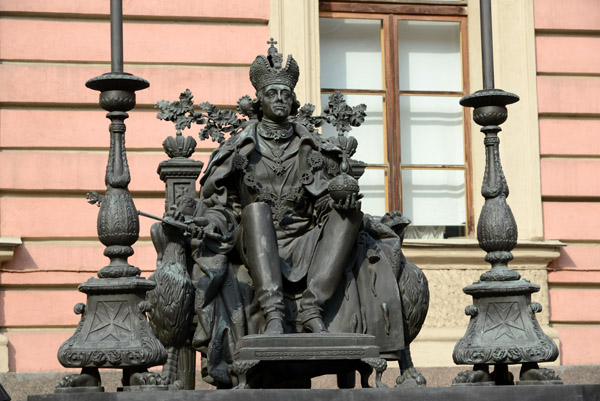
[200,221,232,243]
[162,205,196,237]
[332,192,363,212]
[163,205,185,225]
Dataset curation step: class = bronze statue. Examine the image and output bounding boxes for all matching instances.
[147,40,430,389]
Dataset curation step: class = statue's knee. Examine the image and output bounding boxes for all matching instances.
[242,202,272,219]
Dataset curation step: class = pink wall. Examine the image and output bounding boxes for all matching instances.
[535,0,600,365]
[2,0,598,373]
[0,0,268,372]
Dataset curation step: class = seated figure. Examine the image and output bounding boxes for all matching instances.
[148,41,429,389]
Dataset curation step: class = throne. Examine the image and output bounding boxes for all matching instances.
[144,46,429,390]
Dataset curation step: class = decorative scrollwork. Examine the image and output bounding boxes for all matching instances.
[453,341,556,365]
[86,191,104,207]
[465,305,478,317]
[73,303,86,315]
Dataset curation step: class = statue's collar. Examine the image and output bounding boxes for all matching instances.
[257,119,293,141]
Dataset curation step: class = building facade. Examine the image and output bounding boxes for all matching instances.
[0,0,597,375]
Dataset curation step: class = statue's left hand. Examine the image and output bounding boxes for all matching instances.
[332,192,363,212]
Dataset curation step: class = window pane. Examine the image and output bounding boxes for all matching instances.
[398,20,462,92]
[359,168,387,217]
[320,18,383,90]
[399,95,464,165]
[321,94,385,165]
[401,169,465,226]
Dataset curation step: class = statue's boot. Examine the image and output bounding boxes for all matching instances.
[299,208,363,333]
[242,202,285,334]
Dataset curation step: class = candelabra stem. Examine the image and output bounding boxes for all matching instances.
[480,0,494,89]
[110,0,124,73]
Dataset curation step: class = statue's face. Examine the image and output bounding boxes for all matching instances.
[261,84,293,123]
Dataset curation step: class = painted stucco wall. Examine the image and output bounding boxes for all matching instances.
[0,0,594,374]
[0,0,268,372]
[534,0,600,365]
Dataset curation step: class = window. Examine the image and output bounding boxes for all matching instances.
[319,2,472,239]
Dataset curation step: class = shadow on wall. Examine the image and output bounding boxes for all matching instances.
[548,247,575,270]
[1,245,37,272]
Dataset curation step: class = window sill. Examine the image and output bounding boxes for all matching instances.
[402,238,563,269]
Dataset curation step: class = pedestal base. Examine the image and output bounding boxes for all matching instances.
[55,277,167,392]
[452,279,560,385]
[233,333,387,389]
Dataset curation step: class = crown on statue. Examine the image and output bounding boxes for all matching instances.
[250,38,299,93]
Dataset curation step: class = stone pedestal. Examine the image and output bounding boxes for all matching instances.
[157,158,204,210]
[57,277,167,392]
[452,279,559,383]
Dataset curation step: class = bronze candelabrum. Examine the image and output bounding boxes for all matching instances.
[451,0,560,386]
[55,0,167,392]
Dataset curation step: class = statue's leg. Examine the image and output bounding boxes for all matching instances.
[299,209,363,333]
[241,202,285,334]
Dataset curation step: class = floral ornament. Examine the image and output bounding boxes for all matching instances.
[232,153,248,170]
[155,89,248,145]
[86,190,104,207]
[286,187,302,201]
[155,89,200,135]
[470,350,486,364]
[294,103,325,133]
[272,163,286,176]
[257,188,275,203]
[327,160,339,176]
[322,91,367,135]
[199,101,245,144]
[300,171,314,185]
[91,351,107,366]
[507,348,522,361]
[492,348,506,362]
[237,95,255,119]
[243,173,258,189]
[272,202,287,225]
[308,153,324,170]
[107,350,122,365]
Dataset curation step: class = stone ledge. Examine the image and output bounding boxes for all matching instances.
[403,239,563,268]
[0,237,21,264]
[26,384,600,401]
[5,365,600,401]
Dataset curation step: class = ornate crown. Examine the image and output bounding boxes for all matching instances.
[250,38,300,93]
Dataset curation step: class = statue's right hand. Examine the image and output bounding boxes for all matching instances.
[202,221,232,243]
[191,216,211,227]
[164,205,185,222]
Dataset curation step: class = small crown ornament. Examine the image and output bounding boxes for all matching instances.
[249,38,300,92]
